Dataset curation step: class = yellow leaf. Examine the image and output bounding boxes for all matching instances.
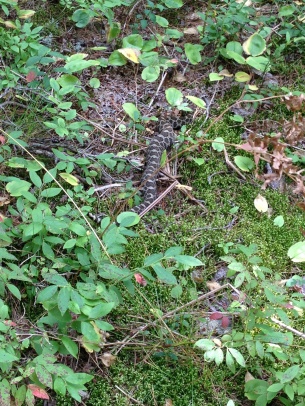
[4,20,17,29]
[59,173,79,186]
[254,194,268,213]
[248,84,258,90]
[219,69,233,77]
[18,9,36,19]
[118,48,140,63]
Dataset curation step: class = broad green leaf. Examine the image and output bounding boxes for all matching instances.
[171,284,182,298]
[88,302,115,319]
[280,365,300,383]
[37,285,58,303]
[117,211,140,227]
[54,376,66,396]
[29,171,42,187]
[274,215,284,227]
[226,41,243,55]
[144,253,163,266]
[226,51,246,64]
[122,34,143,49]
[58,287,71,315]
[0,248,17,261]
[193,158,205,165]
[72,9,92,27]
[63,239,76,249]
[209,72,224,81]
[0,349,18,362]
[7,283,21,300]
[108,50,127,66]
[156,15,168,27]
[153,264,177,285]
[123,103,141,121]
[235,71,251,82]
[175,255,203,266]
[214,348,224,365]
[36,364,53,387]
[41,188,62,198]
[267,383,284,392]
[62,336,78,359]
[164,0,183,7]
[57,74,79,87]
[234,156,254,172]
[228,348,245,367]
[194,338,215,351]
[6,180,31,196]
[59,173,79,186]
[212,137,225,152]
[184,43,203,64]
[107,22,121,42]
[64,59,100,73]
[186,95,206,109]
[0,379,11,405]
[165,87,183,106]
[81,321,100,342]
[288,241,305,262]
[246,56,270,72]
[69,222,86,236]
[164,246,183,258]
[95,320,115,331]
[45,274,69,286]
[89,78,100,88]
[279,5,295,17]
[243,33,266,56]
[65,372,93,385]
[23,222,43,238]
[141,65,160,82]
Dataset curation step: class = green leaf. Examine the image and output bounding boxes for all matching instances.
[194,338,215,351]
[123,103,141,121]
[7,283,21,300]
[164,0,183,7]
[81,322,100,342]
[155,15,168,27]
[144,253,163,266]
[234,156,254,172]
[59,173,79,186]
[184,43,203,64]
[186,95,206,109]
[279,5,295,17]
[246,56,270,72]
[214,348,224,366]
[37,285,58,303]
[288,241,305,262]
[0,248,17,261]
[0,379,11,405]
[6,180,31,196]
[108,50,127,66]
[212,137,225,152]
[170,284,182,298]
[141,65,160,82]
[209,72,224,81]
[0,349,18,362]
[230,114,244,123]
[58,287,71,315]
[193,158,205,166]
[89,78,100,88]
[107,22,121,42]
[116,211,140,227]
[226,41,243,55]
[267,383,284,392]
[23,222,43,238]
[95,320,115,331]
[69,222,86,236]
[284,383,294,401]
[41,188,62,198]
[225,350,235,373]
[235,71,251,82]
[243,33,266,56]
[72,9,93,27]
[174,255,203,266]
[63,239,76,249]
[153,264,177,285]
[280,365,300,383]
[88,302,115,319]
[54,376,66,396]
[65,372,93,385]
[226,51,246,64]
[227,348,245,367]
[165,87,183,106]
[29,170,42,187]
[62,336,78,359]
[36,364,53,387]
[274,215,284,227]
[57,74,79,87]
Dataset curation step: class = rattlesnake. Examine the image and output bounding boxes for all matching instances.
[90,114,192,222]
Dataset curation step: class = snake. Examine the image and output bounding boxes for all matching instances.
[90,114,192,222]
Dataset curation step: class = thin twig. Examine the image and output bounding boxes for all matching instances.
[271,317,305,339]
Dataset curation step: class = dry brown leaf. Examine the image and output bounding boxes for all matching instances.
[206,281,222,291]
[184,27,199,35]
[101,352,116,367]
[173,73,187,82]
[254,194,268,213]
[245,371,255,382]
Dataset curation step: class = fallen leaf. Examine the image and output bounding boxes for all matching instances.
[206,281,221,291]
[245,371,255,382]
[118,48,140,63]
[101,352,116,367]
[0,135,5,144]
[28,384,49,400]
[254,194,268,213]
[134,273,147,286]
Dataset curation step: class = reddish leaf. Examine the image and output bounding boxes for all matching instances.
[134,273,147,286]
[0,135,5,144]
[27,385,49,400]
[26,71,37,83]
[210,312,223,320]
[221,316,230,328]
[4,320,17,327]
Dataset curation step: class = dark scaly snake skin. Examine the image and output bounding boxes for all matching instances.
[131,116,191,214]
[90,115,191,222]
